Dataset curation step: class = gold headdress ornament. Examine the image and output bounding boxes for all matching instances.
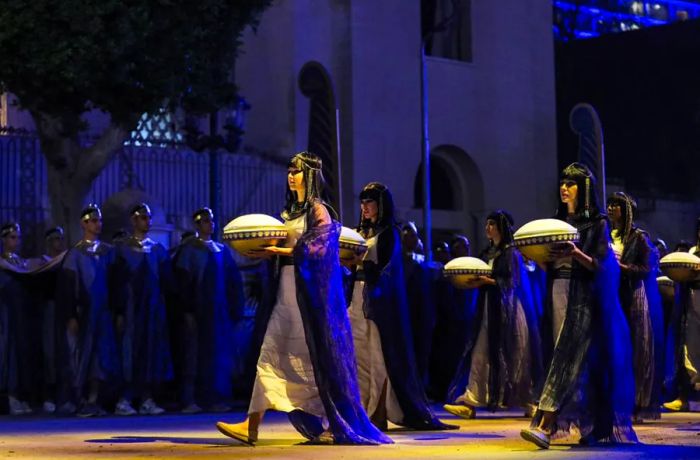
[193,207,214,222]
[130,203,152,217]
[80,204,102,222]
[561,162,597,220]
[294,154,322,171]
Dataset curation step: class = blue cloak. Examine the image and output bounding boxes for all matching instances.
[113,238,174,389]
[55,241,120,396]
[0,260,33,398]
[173,238,244,406]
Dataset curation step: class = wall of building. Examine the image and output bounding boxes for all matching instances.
[236,0,559,248]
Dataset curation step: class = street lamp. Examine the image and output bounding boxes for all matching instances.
[184,96,250,239]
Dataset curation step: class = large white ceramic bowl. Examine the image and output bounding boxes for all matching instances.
[659,252,700,283]
[223,214,287,254]
[443,256,492,289]
[513,218,579,264]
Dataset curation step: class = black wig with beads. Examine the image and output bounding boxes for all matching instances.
[555,162,604,220]
[486,209,515,249]
[358,182,396,235]
[283,151,336,219]
[607,191,638,245]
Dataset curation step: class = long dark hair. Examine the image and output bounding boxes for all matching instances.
[486,209,515,250]
[283,151,334,219]
[607,191,637,244]
[555,162,603,220]
[357,182,395,236]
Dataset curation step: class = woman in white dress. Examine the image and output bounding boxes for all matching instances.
[346,182,455,432]
[216,152,391,446]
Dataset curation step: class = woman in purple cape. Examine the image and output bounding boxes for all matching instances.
[216,152,391,446]
[521,163,637,449]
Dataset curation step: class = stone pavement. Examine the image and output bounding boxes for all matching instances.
[1,407,700,459]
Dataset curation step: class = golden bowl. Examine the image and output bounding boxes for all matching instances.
[659,252,700,283]
[443,256,492,289]
[513,218,579,265]
[223,214,287,255]
[656,276,675,298]
[339,226,368,261]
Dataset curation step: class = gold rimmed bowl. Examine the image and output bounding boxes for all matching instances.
[659,252,700,283]
[223,214,287,255]
[513,218,580,265]
[443,256,492,289]
[339,227,368,261]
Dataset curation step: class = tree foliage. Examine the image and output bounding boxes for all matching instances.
[0,0,271,133]
[0,0,272,241]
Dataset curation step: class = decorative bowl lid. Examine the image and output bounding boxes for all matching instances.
[223,214,286,241]
[514,219,579,242]
[660,252,700,266]
[223,214,285,233]
[443,256,491,274]
[340,227,366,245]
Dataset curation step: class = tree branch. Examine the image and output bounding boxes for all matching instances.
[77,123,129,182]
[31,110,81,174]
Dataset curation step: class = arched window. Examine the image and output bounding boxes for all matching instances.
[414,155,458,210]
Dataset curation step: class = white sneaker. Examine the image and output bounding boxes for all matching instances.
[139,398,165,415]
[115,398,137,416]
[8,397,27,415]
[43,401,56,414]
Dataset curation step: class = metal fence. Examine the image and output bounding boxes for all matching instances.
[0,134,287,255]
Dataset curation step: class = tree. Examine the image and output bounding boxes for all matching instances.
[0,0,271,241]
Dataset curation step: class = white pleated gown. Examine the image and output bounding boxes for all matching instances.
[248,215,325,418]
[347,235,403,422]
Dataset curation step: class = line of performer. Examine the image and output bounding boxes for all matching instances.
[1,151,699,450]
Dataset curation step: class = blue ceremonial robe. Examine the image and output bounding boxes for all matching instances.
[173,238,244,406]
[114,237,174,391]
[56,241,120,396]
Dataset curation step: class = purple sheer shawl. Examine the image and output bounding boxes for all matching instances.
[293,219,392,445]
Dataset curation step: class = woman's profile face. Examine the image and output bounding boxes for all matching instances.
[485,218,501,242]
[360,198,379,222]
[560,179,578,207]
[288,165,305,196]
[607,202,622,222]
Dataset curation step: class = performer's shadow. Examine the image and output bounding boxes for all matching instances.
[85,435,291,447]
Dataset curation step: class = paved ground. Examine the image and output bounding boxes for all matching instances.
[1,407,700,459]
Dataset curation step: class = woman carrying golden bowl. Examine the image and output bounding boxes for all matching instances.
[216,152,391,446]
[443,210,543,420]
[520,163,637,449]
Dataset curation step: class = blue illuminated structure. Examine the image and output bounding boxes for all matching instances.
[554,1,700,40]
